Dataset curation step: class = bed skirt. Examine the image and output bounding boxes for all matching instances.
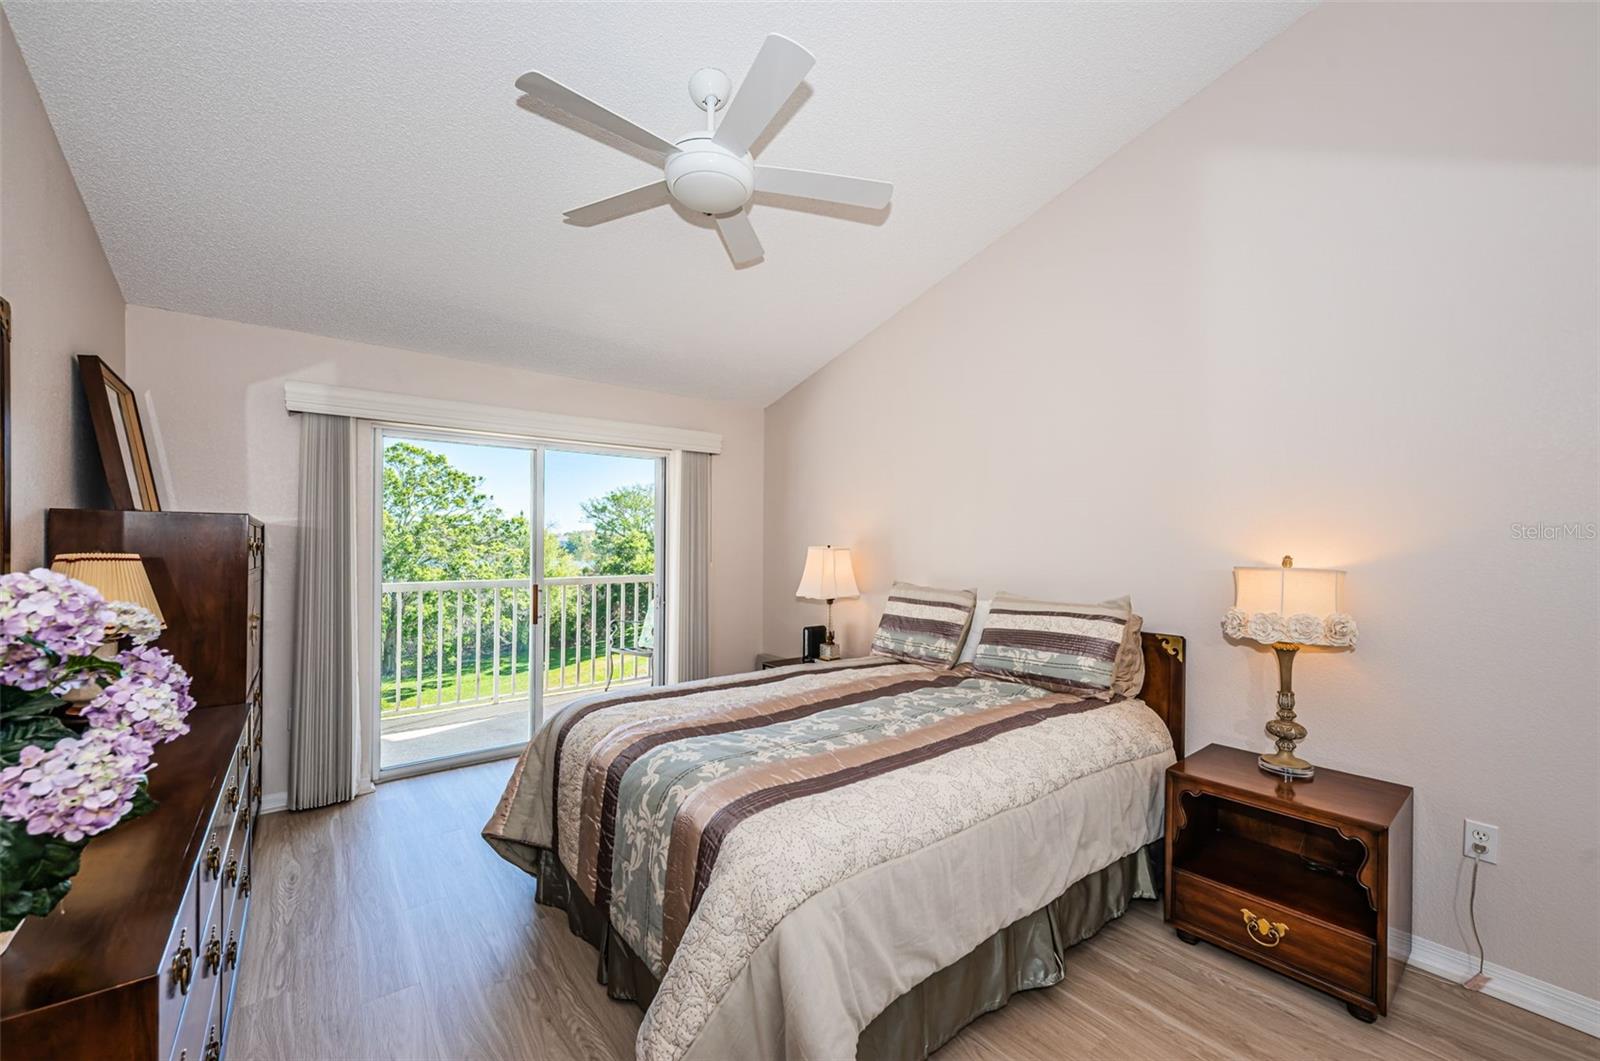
[532,843,1160,1060]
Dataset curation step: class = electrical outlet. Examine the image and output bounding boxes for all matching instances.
[1464,819,1499,864]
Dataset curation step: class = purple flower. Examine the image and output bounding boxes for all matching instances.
[0,730,153,842]
[0,569,116,691]
[82,646,194,744]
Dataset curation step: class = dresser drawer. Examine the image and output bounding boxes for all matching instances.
[173,888,226,1061]
[1173,871,1375,1000]
[157,869,202,1060]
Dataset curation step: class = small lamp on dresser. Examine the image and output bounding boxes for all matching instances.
[1222,555,1357,780]
[50,552,165,629]
[50,553,166,702]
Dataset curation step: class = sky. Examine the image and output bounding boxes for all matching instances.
[386,436,656,532]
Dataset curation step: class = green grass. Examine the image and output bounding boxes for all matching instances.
[380,649,650,712]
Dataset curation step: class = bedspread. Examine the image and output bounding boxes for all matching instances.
[484,658,1174,1060]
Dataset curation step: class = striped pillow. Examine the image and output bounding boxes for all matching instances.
[869,583,977,667]
[972,593,1132,699]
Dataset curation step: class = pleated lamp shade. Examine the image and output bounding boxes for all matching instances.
[51,552,165,626]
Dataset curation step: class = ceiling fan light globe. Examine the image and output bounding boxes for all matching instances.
[664,139,754,214]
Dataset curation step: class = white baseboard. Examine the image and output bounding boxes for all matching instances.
[1404,932,1599,1038]
[259,791,288,815]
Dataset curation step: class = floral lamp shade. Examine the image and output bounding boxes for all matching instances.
[1222,557,1357,648]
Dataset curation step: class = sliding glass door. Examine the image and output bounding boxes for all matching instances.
[374,429,663,778]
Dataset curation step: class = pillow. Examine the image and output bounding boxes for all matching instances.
[956,599,993,665]
[869,583,978,667]
[972,593,1135,699]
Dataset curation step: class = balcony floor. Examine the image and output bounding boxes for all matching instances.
[379,679,648,772]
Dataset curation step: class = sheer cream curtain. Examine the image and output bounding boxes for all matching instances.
[669,451,712,682]
[288,412,359,810]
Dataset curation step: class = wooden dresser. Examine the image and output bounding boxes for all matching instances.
[0,510,267,1060]
[44,510,265,710]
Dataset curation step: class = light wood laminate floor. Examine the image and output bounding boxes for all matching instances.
[230,761,1595,1061]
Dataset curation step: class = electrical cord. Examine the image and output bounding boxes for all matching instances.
[1465,843,1489,989]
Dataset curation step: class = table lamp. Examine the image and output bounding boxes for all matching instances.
[1222,555,1357,780]
[50,552,165,627]
[795,545,858,661]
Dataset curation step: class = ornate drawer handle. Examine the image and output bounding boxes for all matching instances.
[225,856,240,888]
[204,1025,221,1061]
[1241,908,1289,948]
[203,927,222,974]
[225,783,240,813]
[251,781,261,804]
[225,931,239,970]
[205,842,222,877]
[240,869,252,898]
[170,930,193,994]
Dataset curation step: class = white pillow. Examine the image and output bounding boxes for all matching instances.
[956,599,992,665]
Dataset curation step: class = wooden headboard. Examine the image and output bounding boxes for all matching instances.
[1139,631,1186,757]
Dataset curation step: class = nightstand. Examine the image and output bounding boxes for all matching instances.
[1164,744,1413,1022]
[756,655,811,670]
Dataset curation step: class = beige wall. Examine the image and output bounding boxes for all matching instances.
[764,3,1599,997]
[126,305,764,806]
[0,12,126,568]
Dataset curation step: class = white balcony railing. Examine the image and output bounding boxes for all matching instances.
[380,574,656,715]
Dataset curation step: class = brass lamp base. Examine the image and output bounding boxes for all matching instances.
[1258,749,1315,780]
[1259,643,1316,781]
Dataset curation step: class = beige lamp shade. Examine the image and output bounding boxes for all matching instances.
[795,546,859,602]
[51,552,166,626]
[1223,556,1355,648]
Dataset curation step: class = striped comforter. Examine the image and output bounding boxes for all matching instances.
[483,657,1174,1061]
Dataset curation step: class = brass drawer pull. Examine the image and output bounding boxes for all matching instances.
[203,926,222,974]
[225,856,240,888]
[251,781,261,804]
[225,783,240,813]
[205,842,222,878]
[240,869,252,898]
[225,931,239,970]
[204,1024,221,1061]
[1241,908,1289,948]
[170,929,193,994]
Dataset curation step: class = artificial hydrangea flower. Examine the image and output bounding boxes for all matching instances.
[0,730,153,842]
[81,645,196,744]
[106,601,163,646]
[0,569,116,691]
[82,670,193,746]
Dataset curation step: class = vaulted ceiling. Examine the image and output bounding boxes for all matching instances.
[7,2,1307,403]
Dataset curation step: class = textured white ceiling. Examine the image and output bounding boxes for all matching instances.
[7,2,1307,403]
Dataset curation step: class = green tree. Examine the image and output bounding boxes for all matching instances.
[382,443,529,582]
[544,528,582,578]
[581,484,656,575]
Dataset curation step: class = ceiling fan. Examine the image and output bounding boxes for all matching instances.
[515,34,892,266]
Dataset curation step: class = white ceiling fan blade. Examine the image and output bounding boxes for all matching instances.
[754,166,892,210]
[713,35,814,157]
[563,182,671,226]
[515,71,679,156]
[714,209,764,266]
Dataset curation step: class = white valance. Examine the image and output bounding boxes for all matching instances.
[283,381,722,454]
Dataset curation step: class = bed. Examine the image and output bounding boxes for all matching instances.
[483,629,1186,1061]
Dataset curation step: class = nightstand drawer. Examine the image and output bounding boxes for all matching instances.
[1174,871,1375,1000]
